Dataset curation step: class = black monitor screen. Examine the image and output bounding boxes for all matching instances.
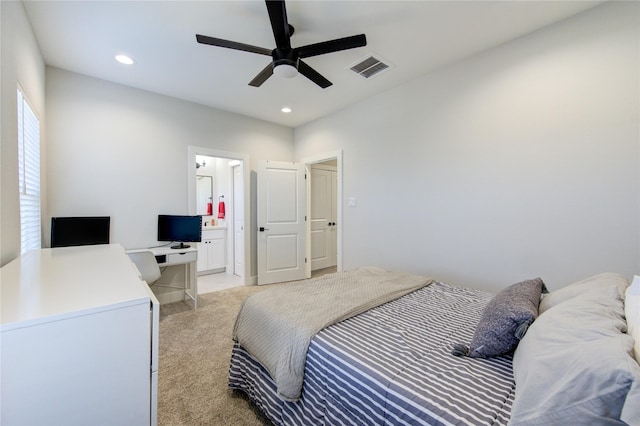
[51,216,111,248]
[157,215,202,249]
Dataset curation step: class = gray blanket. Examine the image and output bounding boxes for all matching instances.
[232,267,432,401]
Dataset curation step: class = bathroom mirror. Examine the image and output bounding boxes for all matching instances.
[196,175,213,216]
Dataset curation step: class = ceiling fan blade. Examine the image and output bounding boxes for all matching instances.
[248,63,274,87]
[265,0,291,49]
[298,60,332,89]
[196,34,271,56]
[297,34,367,58]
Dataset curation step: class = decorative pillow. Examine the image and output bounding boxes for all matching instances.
[539,272,628,314]
[627,276,640,362]
[452,278,545,358]
[511,284,640,425]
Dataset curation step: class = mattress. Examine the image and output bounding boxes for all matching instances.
[229,281,515,425]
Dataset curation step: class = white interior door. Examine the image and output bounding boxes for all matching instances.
[310,166,337,271]
[257,161,307,285]
[232,164,243,277]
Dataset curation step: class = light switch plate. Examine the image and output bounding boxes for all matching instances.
[348,197,357,207]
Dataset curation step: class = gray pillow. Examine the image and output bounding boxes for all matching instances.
[452,278,545,358]
[511,284,640,425]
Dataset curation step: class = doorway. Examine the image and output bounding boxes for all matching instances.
[303,150,343,276]
[310,162,337,272]
[188,146,250,285]
[254,151,343,285]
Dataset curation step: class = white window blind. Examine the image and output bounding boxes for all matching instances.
[18,87,41,254]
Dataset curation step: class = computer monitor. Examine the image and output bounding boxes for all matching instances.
[157,215,202,249]
[50,216,111,248]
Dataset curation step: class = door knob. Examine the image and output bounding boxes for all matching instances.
[259,227,270,232]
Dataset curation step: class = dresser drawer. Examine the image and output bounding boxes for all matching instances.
[166,251,197,265]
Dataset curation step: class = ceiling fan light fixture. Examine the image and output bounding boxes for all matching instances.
[274,63,298,79]
[115,54,135,65]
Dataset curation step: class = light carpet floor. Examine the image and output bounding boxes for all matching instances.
[158,284,276,426]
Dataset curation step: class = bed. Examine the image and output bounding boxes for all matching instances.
[228,268,640,426]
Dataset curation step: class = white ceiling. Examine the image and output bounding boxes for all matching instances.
[23,0,602,128]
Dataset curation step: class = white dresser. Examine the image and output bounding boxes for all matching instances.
[0,244,159,426]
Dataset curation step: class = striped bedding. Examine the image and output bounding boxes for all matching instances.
[229,281,515,425]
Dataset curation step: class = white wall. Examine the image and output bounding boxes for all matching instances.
[46,68,294,277]
[0,0,46,266]
[295,2,640,292]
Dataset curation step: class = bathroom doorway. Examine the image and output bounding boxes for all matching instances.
[188,146,249,285]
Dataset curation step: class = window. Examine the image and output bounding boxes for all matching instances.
[17,87,41,253]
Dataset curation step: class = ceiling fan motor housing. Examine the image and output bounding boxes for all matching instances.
[272,48,298,69]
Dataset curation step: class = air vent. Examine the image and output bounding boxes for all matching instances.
[349,55,391,79]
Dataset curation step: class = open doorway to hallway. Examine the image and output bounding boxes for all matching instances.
[303,150,343,276]
[309,160,338,273]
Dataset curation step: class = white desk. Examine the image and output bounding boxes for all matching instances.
[128,246,198,309]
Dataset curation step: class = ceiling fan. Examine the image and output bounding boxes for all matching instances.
[196,0,367,89]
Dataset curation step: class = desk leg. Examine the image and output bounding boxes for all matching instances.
[183,261,198,309]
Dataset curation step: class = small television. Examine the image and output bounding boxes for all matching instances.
[157,215,202,249]
[51,216,111,248]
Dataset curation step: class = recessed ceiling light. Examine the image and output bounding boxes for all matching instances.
[281,107,292,113]
[115,54,135,65]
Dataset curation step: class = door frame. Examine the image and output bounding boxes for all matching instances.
[230,161,243,277]
[301,150,343,277]
[187,145,251,285]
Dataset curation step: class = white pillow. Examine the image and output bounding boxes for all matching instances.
[626,275,640,362]
[512,284,640,425]
[539,272,628,314]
